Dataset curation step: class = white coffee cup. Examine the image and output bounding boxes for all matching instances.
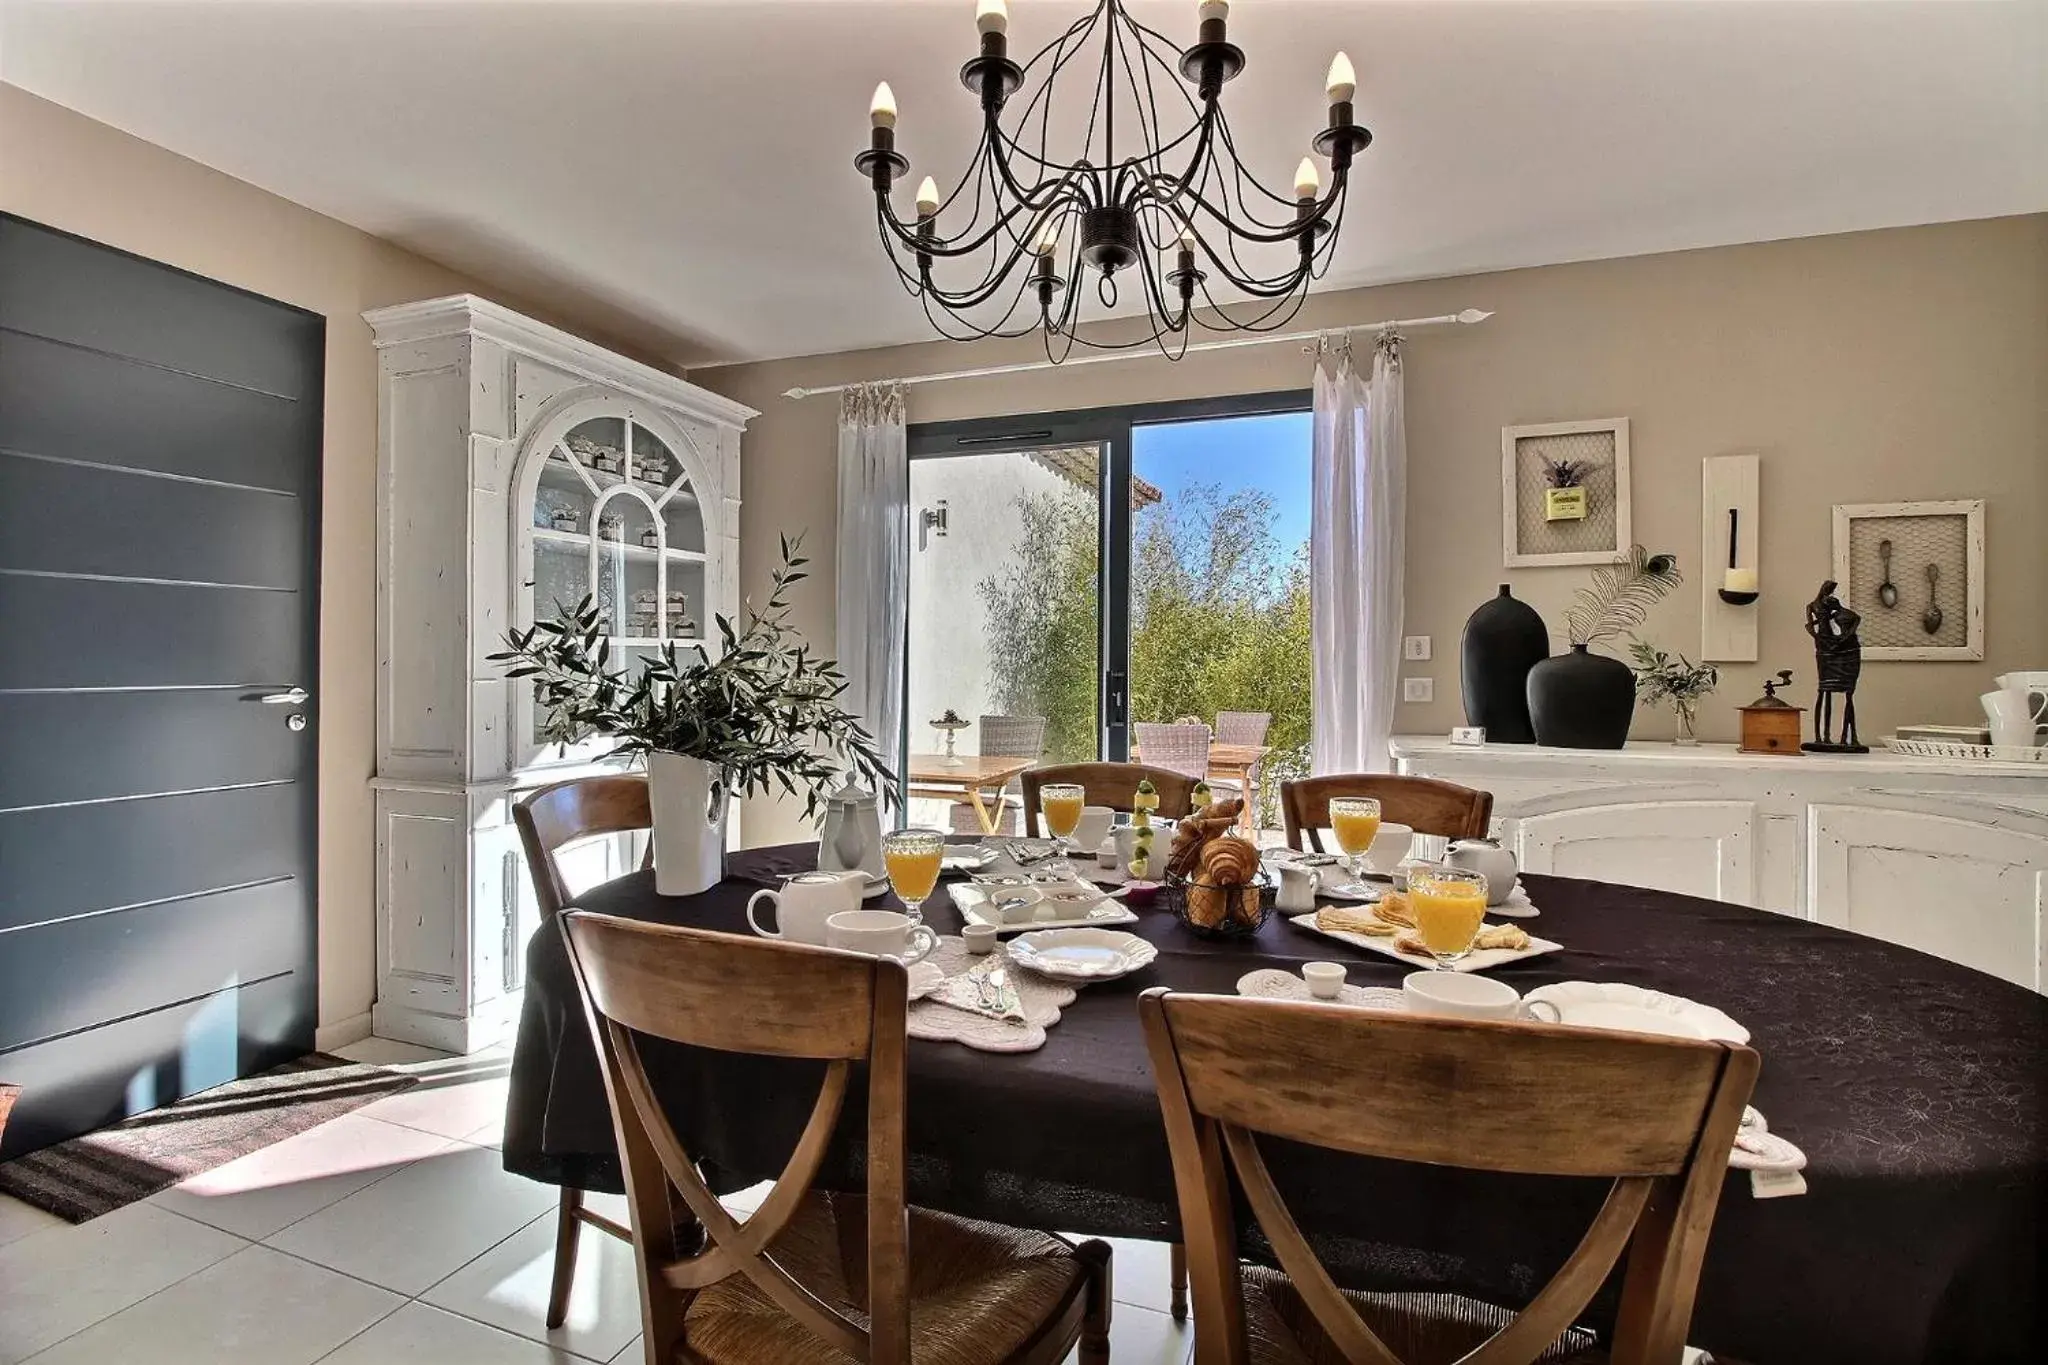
[962,923,1000,955]
[1362,823,1414,875]
[825,909,938,965]
[1302,961,1346,1000]
[1073,805,1116,852]
[747,871,864,945]
[1402,970,1522,1021]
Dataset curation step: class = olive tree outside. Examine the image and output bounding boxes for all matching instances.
[976,480,1311,827]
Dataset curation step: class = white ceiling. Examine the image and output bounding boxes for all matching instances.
[4,1,2043,366]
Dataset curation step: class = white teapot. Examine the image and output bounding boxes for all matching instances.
[1447,837,1519,906]
[816,782,885,884]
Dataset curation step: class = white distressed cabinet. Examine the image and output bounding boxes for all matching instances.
[1393,737,2048,993]
[365,297,755,1051]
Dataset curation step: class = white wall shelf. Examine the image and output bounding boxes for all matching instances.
[531,526,709,564]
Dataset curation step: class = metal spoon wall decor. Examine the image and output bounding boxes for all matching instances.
[1876,539,1898,608]
[1922,562,1944,634]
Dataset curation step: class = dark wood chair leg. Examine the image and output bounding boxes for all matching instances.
[1169,1239,1189,1322]
[547,1186,584,1329]
[1077,1238,1113,1365]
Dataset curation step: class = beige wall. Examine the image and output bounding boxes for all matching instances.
[698,215,2048,847]
[0,85,675,1034]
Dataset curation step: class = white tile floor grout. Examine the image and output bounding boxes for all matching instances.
[0,1037,1197,1365]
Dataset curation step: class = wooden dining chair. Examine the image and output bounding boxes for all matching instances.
[559,912,1113,1365]
[1020,761,1199,837]
[1281,773,1494,850]
[511,774,656,1329]
[1139,988,1758,1365]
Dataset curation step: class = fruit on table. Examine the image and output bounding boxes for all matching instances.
[1133,779,1160,813]
[1127,852,1151,879]
[1190,780,1213,810]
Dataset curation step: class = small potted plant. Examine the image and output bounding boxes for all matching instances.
[1542,455,1588,521]
[492,534,892,895]
[1628,640,1719,746]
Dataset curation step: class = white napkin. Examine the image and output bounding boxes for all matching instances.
[1730,1106,1808,1197]
[925,958,1027,1023]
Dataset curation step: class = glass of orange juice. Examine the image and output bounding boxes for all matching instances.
[1407,866,1489,968]
[883,828,946,923]
[1039,783,1086,877]
[1327,796,1382,897]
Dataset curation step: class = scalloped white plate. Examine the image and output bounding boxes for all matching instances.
[1522,980,1749,1044]
[1006,928,1159,982]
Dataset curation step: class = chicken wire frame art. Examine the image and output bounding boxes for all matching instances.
[1500,418,1633,568]
[1831,500,1985,661]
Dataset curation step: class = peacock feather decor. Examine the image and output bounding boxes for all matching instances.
[1564,545,1682,648]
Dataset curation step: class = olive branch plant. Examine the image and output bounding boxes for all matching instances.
[490,533,895,821]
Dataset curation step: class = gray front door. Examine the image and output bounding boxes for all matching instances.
[0,215,323,1157]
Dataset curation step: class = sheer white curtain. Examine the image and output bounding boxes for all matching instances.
[835,382,909,781]
[1310,332,1406,774]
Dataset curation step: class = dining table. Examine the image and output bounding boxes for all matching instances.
[503,841,2048,1365]
[903,752,1036,834]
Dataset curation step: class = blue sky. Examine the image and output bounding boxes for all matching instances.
[1132,411,1312,552]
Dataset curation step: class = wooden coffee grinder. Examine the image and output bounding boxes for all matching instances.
[1739,670,1806,755]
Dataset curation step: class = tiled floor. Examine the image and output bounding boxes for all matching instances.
[0,1038,1196,1365]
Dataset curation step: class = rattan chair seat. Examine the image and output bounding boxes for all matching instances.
[678,1192,1091,1365]
[1240,1266,1605,1365]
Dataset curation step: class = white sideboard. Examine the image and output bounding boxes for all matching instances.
[364,296,756,1051]
[1393,737,2048,993]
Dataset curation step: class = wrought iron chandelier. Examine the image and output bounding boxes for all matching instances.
[855,0,1369,361]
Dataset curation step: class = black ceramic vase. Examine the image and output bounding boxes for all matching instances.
[1460,585,1548,743]
[1527,644,1636,748]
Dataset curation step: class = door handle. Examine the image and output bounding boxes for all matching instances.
[258,687,310,705]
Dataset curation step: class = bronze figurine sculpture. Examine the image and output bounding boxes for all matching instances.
[1802,580,1867,753]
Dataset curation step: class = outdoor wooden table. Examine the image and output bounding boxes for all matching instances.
[904,752,1034,834]
[1128,741,1271,831]
[504,844,2048,1365]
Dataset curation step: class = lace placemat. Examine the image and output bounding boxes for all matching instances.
[1236,968,1407,1011]
[907,937,1077,1054]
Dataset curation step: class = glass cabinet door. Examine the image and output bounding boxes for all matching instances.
[531,414,708,645]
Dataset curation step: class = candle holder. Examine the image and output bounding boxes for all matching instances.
[931,709,970,768]
[1717,508,1760,605]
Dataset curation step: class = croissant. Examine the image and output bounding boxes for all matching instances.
[1184,882,1229,929]
[1199,836,1260,887]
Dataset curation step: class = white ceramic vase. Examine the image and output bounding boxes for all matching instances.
[647,751,728,896]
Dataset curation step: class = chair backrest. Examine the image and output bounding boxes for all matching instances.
[560,912,914,1363]
[978,714,1049,762]
[1213,711,1272,747]
[1139,989,1758,1365]
[1281,774,1492,850]
[1133,722,1213,782]
[513,776,655,918]
[1020,762,1198,836]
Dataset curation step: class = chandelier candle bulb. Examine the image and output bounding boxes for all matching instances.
[1294,157,1321,199]
[915,176,940,216]
[976,0,1009,35]
[1326,52,1356,103]
[870,82,897,129]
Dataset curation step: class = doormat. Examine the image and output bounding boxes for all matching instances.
[0,1052,420,1223]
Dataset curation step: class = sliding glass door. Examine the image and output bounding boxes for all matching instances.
[906,391,1310,828]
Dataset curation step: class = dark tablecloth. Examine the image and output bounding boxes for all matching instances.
[504,846,2048,1365]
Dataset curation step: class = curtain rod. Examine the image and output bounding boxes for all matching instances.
[780,308,1493,400]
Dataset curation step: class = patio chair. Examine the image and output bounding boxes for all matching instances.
[1132,721,1213,783]
[967,714,1048,835]
[1208,710,1273,809]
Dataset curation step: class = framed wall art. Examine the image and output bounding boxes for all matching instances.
[1501,417,1631,567]
[1830,499,1984,661]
